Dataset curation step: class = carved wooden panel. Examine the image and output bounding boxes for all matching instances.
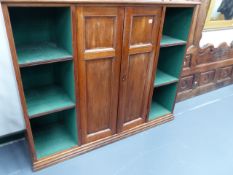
[117,7,162,132]
[199,70,215,86]
[76,7,124,143]
[178,43,233,102]
[217,66,233,82]
[178,75,194,92]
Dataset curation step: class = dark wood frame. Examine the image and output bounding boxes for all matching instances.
[1,0,200,170]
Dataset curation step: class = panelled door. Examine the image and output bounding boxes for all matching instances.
[76,7,124,143]
[117,7,162,132]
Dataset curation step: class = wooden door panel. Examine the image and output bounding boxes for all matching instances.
[86,59,112,134]
[85,17,115,50]
[77,7,124,143]
[118,7,162,132]
[124,53,150,123]
[131,16,154,45]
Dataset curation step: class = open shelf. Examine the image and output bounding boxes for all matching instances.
[25,85,75,118]
[160,35,186,48]
[30,109,78,159]
[9,7,72,67]
[163,7,194,42]
[17,42,72,67]
[149,101,171,120]
[149,83,177,121]
[154,69,179,87]
[156,45,186,82]
[21,61,75,118]
[156,8,193,86]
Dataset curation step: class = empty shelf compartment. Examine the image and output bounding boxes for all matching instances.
[25,85,75,118]
[17,42,72,67]
[154,69,179,87]
[149,83,177,121]
[9,7,73,67]
[30,109,78,159]
[149,101,171,120]
[20,61,76,118]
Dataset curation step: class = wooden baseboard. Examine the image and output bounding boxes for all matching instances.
[33,114,174,171]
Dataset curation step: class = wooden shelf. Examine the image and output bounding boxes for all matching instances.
[149,101,171,120]
[17,42,72,67]
[160,35,186,47]
[25,85,75,118]
[154,69,179,87]
[31,113,77,159]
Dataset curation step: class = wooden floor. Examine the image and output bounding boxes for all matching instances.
[1,84,233,175]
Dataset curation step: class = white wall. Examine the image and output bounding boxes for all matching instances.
[0,3,25,136]
[200,29,233,47]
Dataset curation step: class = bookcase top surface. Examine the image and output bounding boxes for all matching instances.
[1,0,200,5]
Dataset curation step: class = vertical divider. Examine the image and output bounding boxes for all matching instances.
[146,6,166,122]
[71,5,82,145]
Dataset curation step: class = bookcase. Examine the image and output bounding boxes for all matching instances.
[1,0,200,170]
[149,7,194,120]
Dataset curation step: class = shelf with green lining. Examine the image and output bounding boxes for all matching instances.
[30,109,78,159]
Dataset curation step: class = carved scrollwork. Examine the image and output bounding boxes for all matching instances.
[194,43,233,65]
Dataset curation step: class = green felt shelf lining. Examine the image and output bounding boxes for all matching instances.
[30,109,78,159]
[9,7,73,66]
[160,35,186,47]
[21,61,76,102]
[157,45,186,79]
[154,69,179,87]
[163,7,194,41]
[17,42,72,67]
[149,102,171,120]
[33,122,77,159]
[157,7,193,80]
[25,85,75,118]
[149,83,177,121]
